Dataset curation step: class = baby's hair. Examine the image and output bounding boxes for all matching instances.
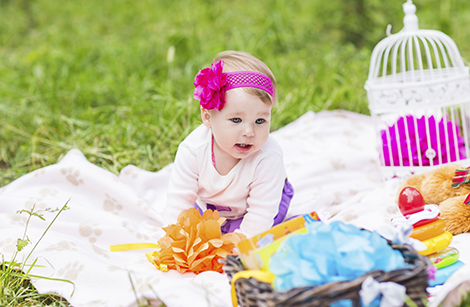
[214,51,277,105]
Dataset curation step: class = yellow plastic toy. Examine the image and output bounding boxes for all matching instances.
[419,231,453,256]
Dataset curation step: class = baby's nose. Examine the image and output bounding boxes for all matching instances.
[242,125,255,137]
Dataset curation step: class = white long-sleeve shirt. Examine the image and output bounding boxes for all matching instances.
[164,124,287,237]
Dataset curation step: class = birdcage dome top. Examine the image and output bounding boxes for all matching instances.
[365,0,470,113]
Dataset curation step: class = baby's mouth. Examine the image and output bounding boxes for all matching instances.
[235,143,253,152]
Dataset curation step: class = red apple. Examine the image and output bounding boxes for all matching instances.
[398,186,425,216]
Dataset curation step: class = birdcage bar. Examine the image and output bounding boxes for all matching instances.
[435,38,452,71]
[400,39,407,83]
[414,37,425,80]
[428,37,442,72]
[403,110,414,166]
[451,106,460,161]
[383,120,393,166]
[407,38,416,81]
[391,40,400,78]
[442,107,451,163]
[418,36,435,77]
[413,113,423,166]
[434,110,443,165]
[394,116,404,166]
[432,109,439,166]
[423,110,433,166]
[461,108,470,159]
[381,44,392,79]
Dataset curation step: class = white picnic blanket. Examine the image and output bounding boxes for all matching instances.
[1,110,469,307]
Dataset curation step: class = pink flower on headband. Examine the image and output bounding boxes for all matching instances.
[193,60,227,110]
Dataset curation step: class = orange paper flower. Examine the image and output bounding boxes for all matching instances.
[148,208,246,274]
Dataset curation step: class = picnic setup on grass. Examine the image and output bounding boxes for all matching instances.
[2,1,470,306]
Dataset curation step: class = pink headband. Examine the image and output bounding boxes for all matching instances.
[193,60,274,110]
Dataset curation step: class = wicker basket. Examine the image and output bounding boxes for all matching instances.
[223,244,430,307]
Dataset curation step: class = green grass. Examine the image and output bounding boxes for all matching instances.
[1,0,470,303]
[1,202,73,306]
[0,266,71,307]
[2,0,469,187]
[458,292,470,307]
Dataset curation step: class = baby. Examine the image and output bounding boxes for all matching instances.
[164,50,293,237]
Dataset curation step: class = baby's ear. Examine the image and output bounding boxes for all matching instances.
[201,107,212,128]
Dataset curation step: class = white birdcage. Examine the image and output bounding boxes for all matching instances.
[365,0,470,179]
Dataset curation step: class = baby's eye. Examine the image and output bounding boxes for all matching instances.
[230,118,242,123]
[255,118,266,124]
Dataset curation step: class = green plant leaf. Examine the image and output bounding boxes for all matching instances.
[16,209,31,215]
[32,212,45,221]
[16,238,29,252]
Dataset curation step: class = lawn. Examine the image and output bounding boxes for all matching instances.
[2,0,469,187]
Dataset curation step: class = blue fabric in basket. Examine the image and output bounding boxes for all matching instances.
[269,221,406,306]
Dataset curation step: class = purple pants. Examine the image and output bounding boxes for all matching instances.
[194,181,294,234]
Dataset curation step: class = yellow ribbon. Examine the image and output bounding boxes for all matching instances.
[230,270,276,307]
[109,243,160,252]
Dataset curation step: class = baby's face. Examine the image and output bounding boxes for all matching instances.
[204,88,272,163]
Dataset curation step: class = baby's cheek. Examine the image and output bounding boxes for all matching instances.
[259,133,270,148]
